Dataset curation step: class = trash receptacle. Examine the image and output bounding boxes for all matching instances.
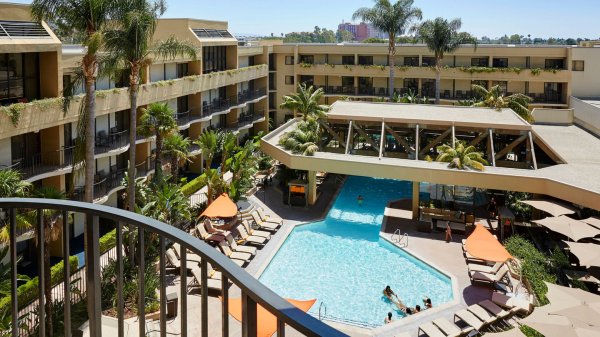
[166,292,178,318]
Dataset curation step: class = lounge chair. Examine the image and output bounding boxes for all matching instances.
[218,240,252,262]
[225,233,257,255]
[454,309,485,331]
[236,225,268,246]
[172,243,203,264]
[433,318,472,337]
[469,265,510,287]
[241,219,272,239]
[468,262,503,274]
[190,266,222,292]
[466,304,497,325]
[491,292,532,315]
[194,223,225,242]
[204,218,231,235]
[166,248,197,271]
[418,322,446,337]
[478,300,511,320]
[207,263,222,280]
[250,212,279,231]
[256,207,283,225]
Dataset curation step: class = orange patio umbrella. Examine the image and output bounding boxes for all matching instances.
[200,193,238,218]
[226,297,316,337]
[465,223,513,262]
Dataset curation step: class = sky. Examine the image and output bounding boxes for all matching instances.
[9,0,600,39]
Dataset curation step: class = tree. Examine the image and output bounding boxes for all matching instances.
[279,83,329,121]
[362,37,386,43]
[103,0,197,212]
[278,118,321,156]
[32,0,115,203]
[162,133,191,182]
[138,102,178,180]
[336,29,354,42]
[436,139,488,171]
[353,0,422,99]
[195,130,219,172]
[471,84,533,121]
[416,18,477,104]
[0,169,32,243]
[139,178,190,227]
[509,34,523,44]
[32,187,67,336]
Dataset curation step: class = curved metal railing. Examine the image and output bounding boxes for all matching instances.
[0,198,347,337]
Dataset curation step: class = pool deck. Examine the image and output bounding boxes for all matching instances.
[144,175,496,337]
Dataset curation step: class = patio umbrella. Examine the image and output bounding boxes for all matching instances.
[564,241,600,268]
[200,193,238,218]
[482,328,526,337]
[533,216,600,242]
[226,298,316,337]
[520,199,577,217]
[582,216,600,230]
[464,223,513,262]
[545,281,600,311]
[521,305,600,337]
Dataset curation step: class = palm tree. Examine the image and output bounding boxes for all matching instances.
[353,0,422,99]
[32,187,67,336]
[436,139,489,171]
[0,169,32,242]
[278,118,320,156]
[416,18,477,104]
[31,0,115,203]
[138,102,177,180]
[279,83,329,121]
[471,84,533,121]
[219,131,238,173]
[140,179,190,227]
[195,130,219,172]
[103,0,197,211]
[162,133,191,182]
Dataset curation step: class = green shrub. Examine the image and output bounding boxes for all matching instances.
[0,256,79,315]
[180,173,206,196]
[520,325,544,337]
[505,235,556,305]
[99,229,117,254]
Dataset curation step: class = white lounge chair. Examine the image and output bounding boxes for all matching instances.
[241,219,271,239]
[433,318,472,337]
[478,300,511,320]
[491,292,532,315]
[418,322,446,337]
[225,233,257,256]
[468,262,503,274]
[204,218,231,236]
[190,266,222,292]
[218,240,252,262]
[166,248,197,271]
[172,243,203,264]
[466,304,497,325]
[257,207,283,225]
[454,309,485,331]
[470,265,510,287]
[206,263,222,280]
[194,223,225,242]
[236,225,267,246]
[251,212,279,231]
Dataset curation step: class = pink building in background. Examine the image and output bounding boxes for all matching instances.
[338,21,385,41]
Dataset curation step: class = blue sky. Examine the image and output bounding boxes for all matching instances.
[11,0,600,38]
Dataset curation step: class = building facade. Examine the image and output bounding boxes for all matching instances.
[338,21,385,41]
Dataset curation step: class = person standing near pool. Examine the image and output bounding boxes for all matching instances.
[445,221,452,243]
[357,195,364,206]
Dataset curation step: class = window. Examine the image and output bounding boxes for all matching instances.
[404,56,419,66]
[0,53,40,105]
[285,76,294,85]
[299,55,314,64]
[202,46,227,74]
[358,55,373,65]
[493,58,508,68]
[341,76,354,87]
[492,81,508,94]
[176,63,188,78]
[471,58,489,67]
[403,78,418,91]
[284,56,294,65]
[299,75,314,86]
[422,79,435,97]
[422,57,436,66]
[572,60,585,71]
[342,55,355,65]
[545,59,564,70]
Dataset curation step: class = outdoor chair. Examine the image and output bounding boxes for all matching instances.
[204,218,231,236]
[206,263,222,280]
[491,292,532,316]
[432,318,473,337]
[454,309,486,332]
[251,212,279,231]
[225,233,257,256]
[466,304,497,325]
[418,322,446,337]
[218,240,253,262]
[469,265,510,288]
[189,266,223,292]
[166,248,197,271]
[194,223,225,243]
[478,300,512,321]
[241,219,272,239]
[467,262,504,274]
[235,225,268,246]
[172,243,203,264]
[256,207,283,226]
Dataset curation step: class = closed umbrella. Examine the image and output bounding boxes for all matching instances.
[564,241,600,268]
[464,223,512,262]
[533,216,600,242]
[521,199,577,217]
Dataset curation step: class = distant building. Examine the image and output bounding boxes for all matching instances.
[338,21,385,41]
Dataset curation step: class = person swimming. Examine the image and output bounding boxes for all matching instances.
[357,195,364,206]
[384,312,393,324]
[423,297,432,309]
[383,285,405,310]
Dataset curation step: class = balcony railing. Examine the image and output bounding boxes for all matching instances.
[237,88,267,105]
[6,146,75,180]
[95,130,130,155]
[0,198,346,337]
[72,169,126,202]
[135,156,156,178]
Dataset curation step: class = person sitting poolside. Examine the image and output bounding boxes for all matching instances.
[414,305,421,313]
[384,312,393,324]
[403,307,414,315]
[423,297,432,309]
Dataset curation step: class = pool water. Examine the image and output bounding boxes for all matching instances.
[258,176,453,327]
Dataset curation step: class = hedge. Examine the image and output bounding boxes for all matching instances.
[99,229,117,254]
[0,255,79,314]
[181,173,206,197]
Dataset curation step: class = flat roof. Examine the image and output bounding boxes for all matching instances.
[327,101,531,130]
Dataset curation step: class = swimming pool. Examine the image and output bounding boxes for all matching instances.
[258,176,453,327]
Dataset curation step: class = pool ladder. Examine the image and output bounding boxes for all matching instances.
[392,229,409,248]
[318,302,327,320]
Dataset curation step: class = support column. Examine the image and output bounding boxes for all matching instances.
[412,181,420,220]
[307,171,317,206]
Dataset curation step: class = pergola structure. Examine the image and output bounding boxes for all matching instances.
[261,101,600,214]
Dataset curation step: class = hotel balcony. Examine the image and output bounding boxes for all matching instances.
[0,198,343,337]
[7,146,75,182]
[72,168,127,203]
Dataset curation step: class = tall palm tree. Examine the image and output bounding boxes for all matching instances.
[219,131,238,173]
[32,187,67,336]
[0,169,32,243]
[471,84,533,121]
[353,0,422,99]
[162,133,191,182]
[195,130,219,172]
[103,0,197,211]
[138,102,177,180]
[436,139,489,171]
[416,17,477,104]
[279,83,330,121]
[140,179,190,227]
[31,0,115,203]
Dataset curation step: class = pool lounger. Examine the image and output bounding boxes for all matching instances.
[257,207,284,225]
[241,219,272,239]
[236,225,268,246]
[190,266,223,292]
[454,309,486,331]
[467,304,497,325]
[478,300,511,320]
[467,262,503,274]
[219,240,253,262]
[491,292,533,315]
[469,265,510,287]
[251,212,280,231]
[418,321,447,337]
[433,318,473,337]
